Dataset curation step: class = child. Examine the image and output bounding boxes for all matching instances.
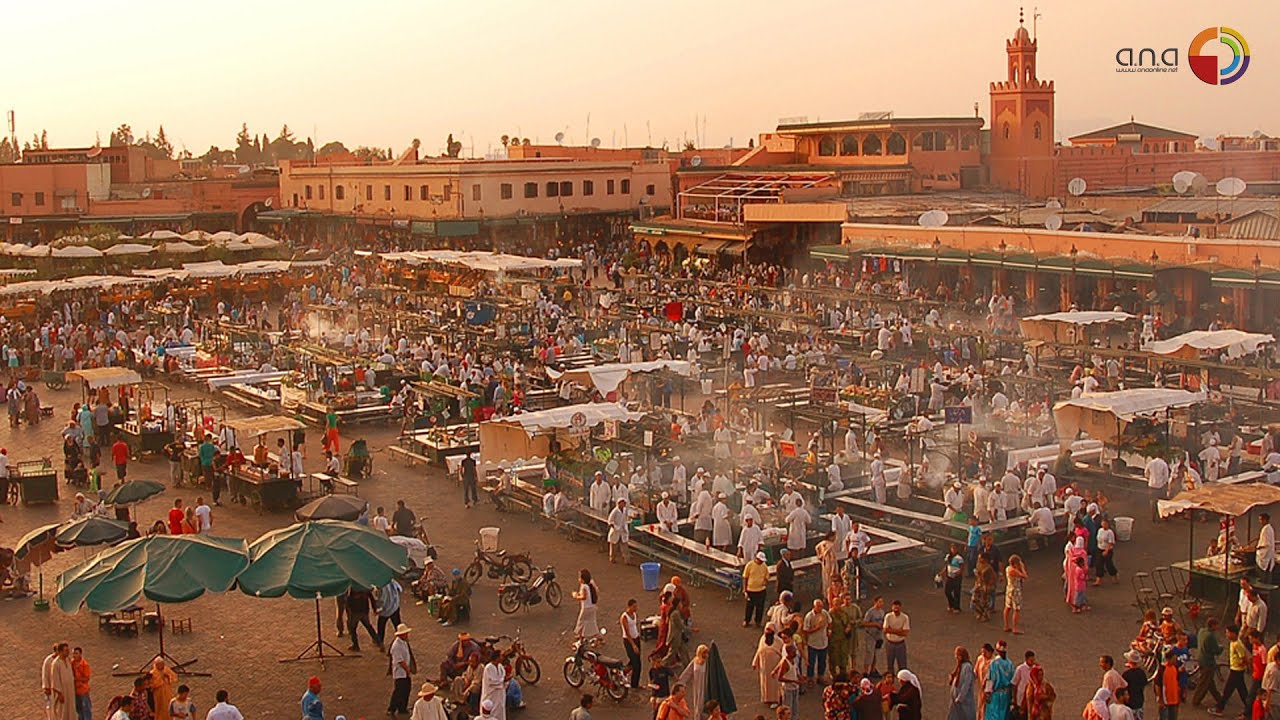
[169,684,197,720]
[1070,557,1089,613]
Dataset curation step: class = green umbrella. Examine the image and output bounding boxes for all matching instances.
[104,479,166,506]
[56,534,249,612]
[294,494,368,522]
[237,520,408,664]
[55,516,131,548]
[705,642,737,714]
[55,534,249,676]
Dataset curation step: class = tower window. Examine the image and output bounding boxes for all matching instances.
[862,135,882,156]
[1003,123,1010,140]
[840,136,859,156]
[886,132,906,156]
[1033,122,1042,140]
[818,136,837,156]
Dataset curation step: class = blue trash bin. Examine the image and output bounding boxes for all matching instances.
[640,562,661,591]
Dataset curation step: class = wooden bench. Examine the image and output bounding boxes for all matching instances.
[332,477,360,496]
[388,445,430,465]
[107,618,139,636]
[170,618,193,635]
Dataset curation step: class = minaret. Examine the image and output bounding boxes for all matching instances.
[988,8,1056,198]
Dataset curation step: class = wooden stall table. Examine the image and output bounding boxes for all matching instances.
[229,465,297,512]
[1171,557,1251,602]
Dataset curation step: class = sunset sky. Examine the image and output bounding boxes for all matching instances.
[8,0,1276,156]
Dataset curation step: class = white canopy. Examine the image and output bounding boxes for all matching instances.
[52,245,104,259]
[103,243,157,256]
[1053,388,1205,449]
[1146,329,1275,360]
[235,232,281,249]
[222,241,255,252]
[159,241,206,254]
[182,261,238,278]
[20,245,51,257]
[0,280,55,297]
[491,402,644,436]
[139,230,184,241]
[208,230,239,243]
[381,250,582,273]
[547,360,695,395]
[68,367,142,389]
[181,230,211,242]
[1021,311,1134,325]
[235,260,291,275]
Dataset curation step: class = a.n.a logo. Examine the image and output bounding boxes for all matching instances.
[1115,46,1179,73]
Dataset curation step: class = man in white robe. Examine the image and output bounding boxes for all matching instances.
[737,516,763,560]
[711,494,733,550]
[588,473,611,513]
[654,492,679,532]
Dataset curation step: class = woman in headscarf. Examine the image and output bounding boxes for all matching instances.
[678,645,710,720]
[891,670,922,720]
[1081,688,1110,720]
[1023,665,1055,720]
[751,625,783,706]
[852,677,885,720]
[947,646,976,720]
[148,658,178,720]
[1064,538,1088,608]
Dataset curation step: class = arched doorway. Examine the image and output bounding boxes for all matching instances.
[241,201,271,232]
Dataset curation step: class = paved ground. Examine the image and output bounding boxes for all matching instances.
[0,380,1238,719]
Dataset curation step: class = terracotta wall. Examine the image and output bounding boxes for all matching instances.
[1054,147,1280,196]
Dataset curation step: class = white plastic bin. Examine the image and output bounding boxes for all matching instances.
[479,527,501,551]
[1114,516,1135,542]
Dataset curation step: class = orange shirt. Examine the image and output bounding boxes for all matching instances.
[1159,663,1181,705]
[72,657,90,696]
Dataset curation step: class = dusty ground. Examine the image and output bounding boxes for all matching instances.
[0,380,1238,719]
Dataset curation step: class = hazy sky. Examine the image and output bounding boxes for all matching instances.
[7,0,1277,156]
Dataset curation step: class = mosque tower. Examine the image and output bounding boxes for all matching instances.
[988,8,1056,198]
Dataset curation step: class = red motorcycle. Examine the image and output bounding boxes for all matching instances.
[563,629,629,701]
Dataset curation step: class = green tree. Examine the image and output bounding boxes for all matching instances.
[155,125,173,159]
[0,137,17,163]
[110,123,133,147]
[39,130,48,150]
[445,133,462,158]
[277,124,294,144]
[317,141,348,155]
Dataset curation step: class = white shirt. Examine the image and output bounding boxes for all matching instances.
[607,506,630,543]
[844,529,871,558]
[1109,704,1135,720]
[588,481,611,512]
[785,506,810,550]
[372,515,391,533]
[1145,457,1170,489]
[194,504,212,533]
[830,512,853,560]
[738,523,763,559]
[1258,523,1276,571]
[655,500,679,531]
[1097,527,1116,552]
[205,703,244,720]
[1030,507,1055,535]
[390,637,412,679]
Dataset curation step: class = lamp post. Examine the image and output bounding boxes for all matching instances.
[1069,244,1078,309]
[1253,253,1263,331]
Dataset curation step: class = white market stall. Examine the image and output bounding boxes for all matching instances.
[546,360,695,397]
[1146,329,1275,361]
[478,402,645,468]
[1019,310,1134,345]
[1053,388,1205,453]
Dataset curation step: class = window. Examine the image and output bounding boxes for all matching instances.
[418,185,427,201]
[34,192,45,206]
[862,135,882,156]
[840,136,859,156]
[583,180,594,196]
[886,133,906,155]
[645,184,656,196]
[335,186,345,201]
[305,185,313,200]
[500,183,513,200]
[472,184,481,202]
[1002,123,1010,140]
[620,179,631,194]
[524,182,538,198]
[383,185,391,201]
[606,179,615,195]
[818,136,837,156]
[443,184,452,202]
[366,185,373,201]
[318,186,325,200]
[546,181,559,197]
[961,134,977,151]
[408,185,416,201]
[559,181,572,197]
[1034,122,1042,140]
[292,193,299,206]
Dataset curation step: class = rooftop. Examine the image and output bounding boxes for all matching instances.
[1069,120,1197,143]
[776,116,984,132]
[1141,197,1280,216]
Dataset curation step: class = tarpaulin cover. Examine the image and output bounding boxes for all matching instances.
[1053,388,1205,449]
[1146,329,1275,360]
[547,360,695,395]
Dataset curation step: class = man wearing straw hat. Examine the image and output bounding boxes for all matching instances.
[410,681,447,720]
[387,623,416,717]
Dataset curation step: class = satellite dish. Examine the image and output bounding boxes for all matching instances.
[1172,170,1197,194]
[264,197,274,208]
[141,187,152,198]
[1216,177,1247,197]
[1190,173,1209,194]
[1045,199,1063,210]
[1045,214,1064,231]
[554,132,565,144]
[690,155,703,167]
[917,209,949,228]
[1067,178,1087,196]
[590,137,601,148]
[86,146,102,159]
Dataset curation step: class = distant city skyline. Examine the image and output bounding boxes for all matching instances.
[7,0,1277,157]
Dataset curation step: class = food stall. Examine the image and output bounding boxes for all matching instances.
[1053,388,1205,475]
[12,458,58,505]
[116,383,174,456]
[224,415,307,512]
[399,423,480,466]
[1159,482,1280,605]
[1018,310,1135,346]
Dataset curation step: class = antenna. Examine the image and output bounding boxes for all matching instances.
[585,113,591,145]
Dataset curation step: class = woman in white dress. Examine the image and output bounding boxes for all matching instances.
[572,569,599,639]
[678,644,711,720]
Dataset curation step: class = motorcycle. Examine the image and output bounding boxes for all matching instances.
[563,629,629,701]
[498,566,562,615]
[463,542,533,585]
[480,630,542,685]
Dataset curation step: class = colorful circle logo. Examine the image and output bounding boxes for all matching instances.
[1189,26,1250,85]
